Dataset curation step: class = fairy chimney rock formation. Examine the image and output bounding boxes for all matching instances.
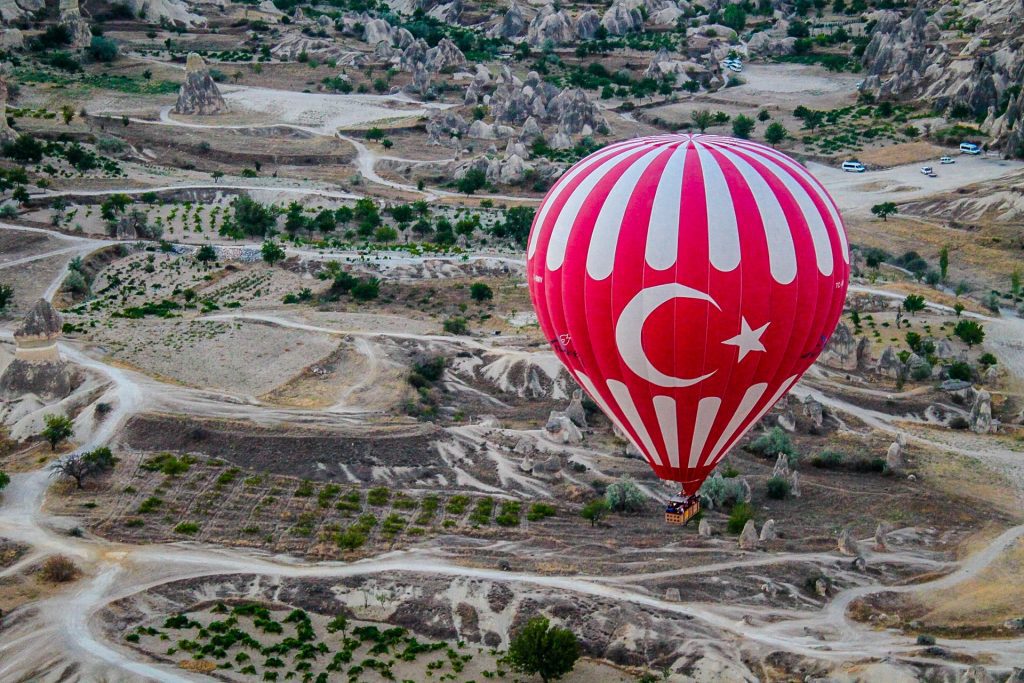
[0,75,16,142]
[0,299,73,400]
[174,53,228,115]
[59,0,92,48]
[738,520,759,550]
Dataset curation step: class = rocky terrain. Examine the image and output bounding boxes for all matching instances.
[0,0,1023,680]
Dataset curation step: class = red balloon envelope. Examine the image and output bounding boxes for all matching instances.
[527,134,849,494]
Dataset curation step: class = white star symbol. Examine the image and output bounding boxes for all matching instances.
[722,317,769,362]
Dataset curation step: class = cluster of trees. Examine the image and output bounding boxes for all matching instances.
[50,446,117,489]
[581,477,645,526]
[688,109,787,145]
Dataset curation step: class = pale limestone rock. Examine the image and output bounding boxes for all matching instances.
[173,54,228,115]
[738,520,759,550]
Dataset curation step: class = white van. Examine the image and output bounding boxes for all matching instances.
[842,160,866,173]
[959,142,981,155]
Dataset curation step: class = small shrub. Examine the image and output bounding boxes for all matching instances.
[40,555,79,582]
[727,502,753,534]
[811,450,844,468]
[765,476,791,499]
[526,503,556,522]
[916,634,936,646]
[604,477,645,513]
[174,522,200,535]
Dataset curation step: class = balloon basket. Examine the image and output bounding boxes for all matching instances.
[664,494,700,526]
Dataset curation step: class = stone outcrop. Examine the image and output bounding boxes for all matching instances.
[874,522,891,550]
[821,322,870,371]
[698,518,711,537]
[0,75,16,143]
[526,5,575,47]
[759,519,777,542]
[738,520,759,550]
[885,441,904,471]
[860,0,1024,156]
[544,410,583,444]
[565,389,587,428]
[771,453,789,479]
[969,389,993,433]
[489,0,527,39]
[426,110,469,145]
[876,345,902,378]
[425,37,466,72]
[0,300,73,401]
[574,9,600,39]
[789,471,800,497]
[59,0,92,48]
[601,0,644,35]
[173,54,228,116]
[837,528,861,557]
[0,0,43,23]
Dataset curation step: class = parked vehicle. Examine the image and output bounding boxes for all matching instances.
[959,142,982,154]
[920,166,937,177]
[940,156,954,164]
[842,160,866,173]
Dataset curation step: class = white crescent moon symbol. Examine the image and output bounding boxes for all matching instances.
[614,283,720,388]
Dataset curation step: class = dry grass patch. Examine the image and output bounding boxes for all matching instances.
[857,141,947,167]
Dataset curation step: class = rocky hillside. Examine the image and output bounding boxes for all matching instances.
[861,0,1024,156]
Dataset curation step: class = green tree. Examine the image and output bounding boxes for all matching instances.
[953,319,985,347]
[195,244,217,264]
[605,477,645,512]
[505,617,580,683]
[61,105,75,125]
[456,168,487,195]
[764,121,788,145]
[492,206,536,246]
[48,447,116,489]
[261,239,286,265]
[580,498,609,527]
[88,36,119,62]
[732,114,755,139]
[690,109,714,133]
[802,109,825,131]
[953,302,965,318]
[871,202,898,221]
[721,4,747,31]
[1011,269,1021,297]
[939,245,949,281]
[42,414,74,451]
[0,470,9,493]
[284,201,307,233]
[902,293,925,316]
[227,195,278,237]
[0,283,13,311]
[470,282,493,302]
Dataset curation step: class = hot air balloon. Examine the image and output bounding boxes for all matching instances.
[526,134,849,523]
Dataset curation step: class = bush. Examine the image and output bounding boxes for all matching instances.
[506,617,580,683]
[811,450,844,468]
[978,353,997,367]
[88,36,119,62]
[604,477,645,513]
[527,502,556,522]
[727,502,754,534]
[747,427,796,462]
[765,476,791,499]
[351,278,380,301]
[699,474,746,510]
[0,470,9,492]
[443,316,468,335]
[947,361,972,381]
[916,634,936,646]
[470,282,493,302]
[174,521,200,535]
[40,555,79,582]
